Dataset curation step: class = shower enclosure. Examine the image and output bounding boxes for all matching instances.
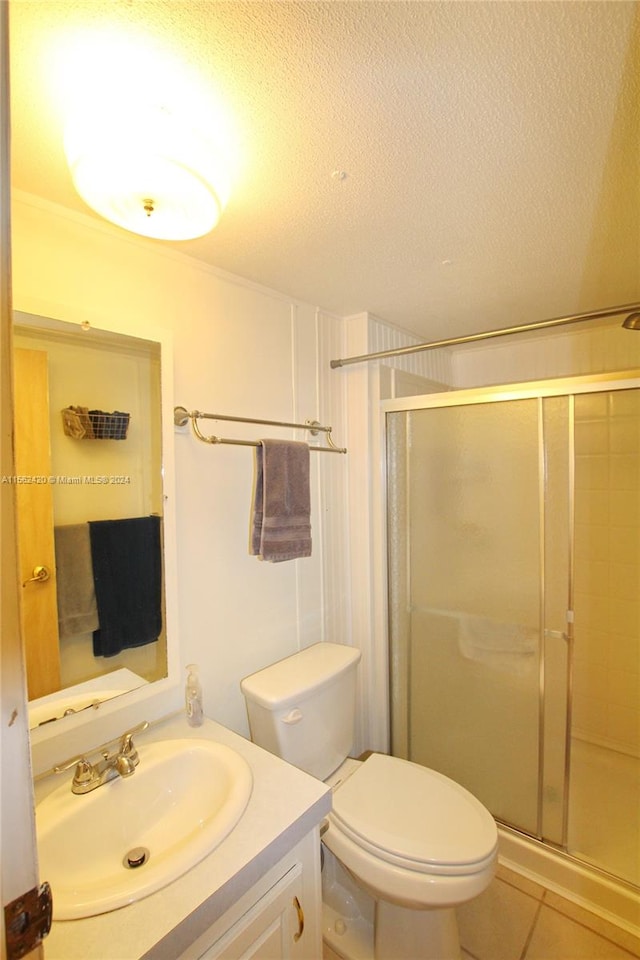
[386,372,640,890]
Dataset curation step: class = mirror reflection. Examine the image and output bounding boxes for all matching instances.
[13,313,167,728]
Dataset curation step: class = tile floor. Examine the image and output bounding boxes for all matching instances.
[323,864,640,960]
[458,865,640,960]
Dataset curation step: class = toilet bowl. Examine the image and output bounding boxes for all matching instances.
[326,753,497,906]
[323,753,497,959]
[240,643,498,960]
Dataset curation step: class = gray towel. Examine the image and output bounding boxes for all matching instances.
[54,524,100,638]
[251,440,312,562]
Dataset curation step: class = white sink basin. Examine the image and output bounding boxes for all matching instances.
[36,738,253,919]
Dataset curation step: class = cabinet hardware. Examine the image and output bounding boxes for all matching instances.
[292,896,304,942]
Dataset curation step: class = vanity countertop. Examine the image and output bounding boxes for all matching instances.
[38,713,331,960]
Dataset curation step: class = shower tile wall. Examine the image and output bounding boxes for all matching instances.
[573,389,640,758]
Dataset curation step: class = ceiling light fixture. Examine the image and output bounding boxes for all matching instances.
[64,101,231,241]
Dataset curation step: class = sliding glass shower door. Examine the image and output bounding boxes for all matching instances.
[387,376,639,881]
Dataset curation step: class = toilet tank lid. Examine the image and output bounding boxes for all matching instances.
[241,642,361,710]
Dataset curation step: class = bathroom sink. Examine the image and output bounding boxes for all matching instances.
[36,738,253,919]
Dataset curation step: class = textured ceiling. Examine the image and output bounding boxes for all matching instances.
[9,1,640,341]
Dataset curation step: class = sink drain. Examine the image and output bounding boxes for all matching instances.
[123,846,150,869]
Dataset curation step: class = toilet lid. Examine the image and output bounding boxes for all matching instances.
[331,754,497,873]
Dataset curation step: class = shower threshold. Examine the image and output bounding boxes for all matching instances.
[497,824,640,936]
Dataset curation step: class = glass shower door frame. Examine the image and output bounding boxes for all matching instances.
[383,368,640,855]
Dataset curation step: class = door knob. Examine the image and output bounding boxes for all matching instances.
[22,565,50,587]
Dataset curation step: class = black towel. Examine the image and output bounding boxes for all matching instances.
[89,516,163,657]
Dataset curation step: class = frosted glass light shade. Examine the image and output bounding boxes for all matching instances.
[64,103,230,241]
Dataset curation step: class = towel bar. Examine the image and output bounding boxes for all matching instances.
[174,407,347,454]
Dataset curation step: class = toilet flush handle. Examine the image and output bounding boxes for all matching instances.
[282,708,303,724]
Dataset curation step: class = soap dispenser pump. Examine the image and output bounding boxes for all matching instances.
[185,663,204,727]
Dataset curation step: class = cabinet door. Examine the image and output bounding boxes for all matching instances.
[199,864,306,960]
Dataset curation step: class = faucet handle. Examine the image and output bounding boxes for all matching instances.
[72,758,95,788]
[53,753,89,775]
[52,755,95,790]
[119,720,149,760]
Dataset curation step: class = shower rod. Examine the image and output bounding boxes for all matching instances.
[329,301,640,369]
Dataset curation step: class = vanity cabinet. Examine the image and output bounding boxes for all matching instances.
[165,830,323,960]
[37,719,331,960]
[198,863,305,959]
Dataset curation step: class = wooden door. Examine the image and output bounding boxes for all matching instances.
[13,347,61,700]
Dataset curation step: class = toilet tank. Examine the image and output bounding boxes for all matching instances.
[240,642,361,780]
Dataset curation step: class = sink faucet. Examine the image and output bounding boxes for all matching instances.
[53,721,149,795]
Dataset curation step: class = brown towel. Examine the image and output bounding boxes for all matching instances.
[61,406,95,439]
[251,440,312,562]
[54,523,100,637]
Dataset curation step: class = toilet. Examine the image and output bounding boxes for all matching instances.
[241,642,498,960]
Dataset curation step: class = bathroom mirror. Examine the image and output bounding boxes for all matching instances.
[13,311,178,730]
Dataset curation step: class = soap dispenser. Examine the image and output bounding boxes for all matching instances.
[185,663,204,727]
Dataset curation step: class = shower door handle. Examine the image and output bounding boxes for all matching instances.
[544,629,568,643]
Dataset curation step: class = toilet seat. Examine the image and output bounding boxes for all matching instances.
[330,754,497,877]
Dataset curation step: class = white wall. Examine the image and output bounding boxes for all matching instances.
[452,323,640,387]
[16,194,637,767]
[12,193,350,741]
[339,313,455,754]
[12,328,161,522]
